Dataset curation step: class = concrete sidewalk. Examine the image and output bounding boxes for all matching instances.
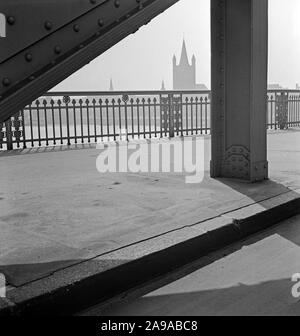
[0,129,299,314]
[0,129,299,287]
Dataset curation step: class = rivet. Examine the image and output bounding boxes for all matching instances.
[90,0,97,3]
[114,0,120,8]
[7,16,16,25]
[98,19,104,27]
[73,24,80,33]
[25,53,33,62]
[2,78,11,87]
[44,21,53,30]
[54,46,61,54]
[29,75,35,81]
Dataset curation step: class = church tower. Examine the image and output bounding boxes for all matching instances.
[173,39,197,90]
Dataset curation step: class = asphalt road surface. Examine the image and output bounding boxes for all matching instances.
[84,215,300,316]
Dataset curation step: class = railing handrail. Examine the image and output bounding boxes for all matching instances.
[43,89,300,97]
[267,89,300,94]
[43,90,211,97]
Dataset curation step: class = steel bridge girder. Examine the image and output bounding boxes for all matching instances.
[0,0,179,123]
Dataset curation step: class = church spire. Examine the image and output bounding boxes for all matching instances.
[179,39,190,66]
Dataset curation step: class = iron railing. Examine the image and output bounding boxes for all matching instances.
[1,89,300,150]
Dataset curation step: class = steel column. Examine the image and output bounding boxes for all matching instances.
[211,0,269,182]
[5,119,13,150]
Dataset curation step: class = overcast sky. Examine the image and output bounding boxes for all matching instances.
[53,0,300,92]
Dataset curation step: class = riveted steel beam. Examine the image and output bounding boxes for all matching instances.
[0,0,179,123]
[0,0,108,63]
[210,0,269,182]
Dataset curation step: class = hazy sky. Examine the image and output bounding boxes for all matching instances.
[53,0,300,92]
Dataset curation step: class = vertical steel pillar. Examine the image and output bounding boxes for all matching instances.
[211,0,269,182]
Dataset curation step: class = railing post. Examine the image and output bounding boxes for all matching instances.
[5,118,13,150]
[169,94,175,138]
[275,91,289,130]
[63,95,71,146]
[160,94,169,137]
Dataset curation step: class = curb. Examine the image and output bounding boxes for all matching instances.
[1,190,299,316]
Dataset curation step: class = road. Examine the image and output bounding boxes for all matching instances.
[85,215,300,316]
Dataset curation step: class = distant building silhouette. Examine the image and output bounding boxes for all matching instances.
[109,78,114,91]
[41,96,54,104]
[296,83,300,90]
[268,84,283,90]
[173,39,208,91]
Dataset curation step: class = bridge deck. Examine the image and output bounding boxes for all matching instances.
[0,130,299,287]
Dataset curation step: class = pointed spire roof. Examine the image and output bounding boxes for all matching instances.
[109,78,114,91]
[179,39,190,66]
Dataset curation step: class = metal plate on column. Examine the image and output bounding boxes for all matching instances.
[223,145,250,179]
